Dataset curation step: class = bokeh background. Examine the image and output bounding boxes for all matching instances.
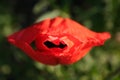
[0,0,120,80]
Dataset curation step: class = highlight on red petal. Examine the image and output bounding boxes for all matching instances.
[7,17,111,65]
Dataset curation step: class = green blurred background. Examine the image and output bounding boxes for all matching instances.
[0,0,120,80]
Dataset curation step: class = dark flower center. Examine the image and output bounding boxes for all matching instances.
[44,41,67,49]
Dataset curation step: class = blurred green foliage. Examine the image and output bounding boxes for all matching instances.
[0,0,120,80]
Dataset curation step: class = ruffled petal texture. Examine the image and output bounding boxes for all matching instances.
[7,17,111,65]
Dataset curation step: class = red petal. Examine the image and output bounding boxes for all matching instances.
[7,18,52,64]
[8,25,40,44]
[35,50,59,65]
[8,18,51,44]
[7,17,111,65]
[13,41,38,60]
[7,24,41,61]
[63,18,111,46]
[59,47,92,65]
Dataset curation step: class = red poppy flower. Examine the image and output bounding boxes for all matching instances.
[7,17,111,65]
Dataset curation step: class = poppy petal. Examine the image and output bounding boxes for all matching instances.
[63,18,111,46]
[7,17,111,65]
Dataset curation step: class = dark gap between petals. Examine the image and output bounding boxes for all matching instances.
[30,41,36,50]
[44,41,67,49]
